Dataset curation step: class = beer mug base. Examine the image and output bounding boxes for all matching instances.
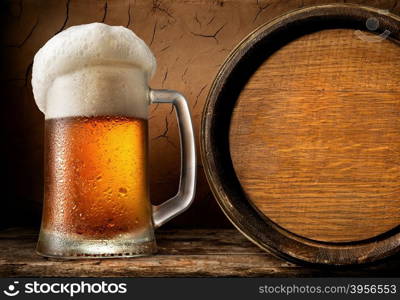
[36,229,157,259]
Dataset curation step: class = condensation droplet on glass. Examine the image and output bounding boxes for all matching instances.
[103,187,112,197]
[119,187,127,196]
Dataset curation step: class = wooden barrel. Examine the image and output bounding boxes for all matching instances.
[201,4,400,265]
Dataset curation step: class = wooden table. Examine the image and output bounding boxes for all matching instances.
[0,228,399,277]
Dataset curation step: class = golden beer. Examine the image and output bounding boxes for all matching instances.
[34,23,196,258]
[42,116,152,239]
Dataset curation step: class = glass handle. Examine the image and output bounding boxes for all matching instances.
[149,89,197,228]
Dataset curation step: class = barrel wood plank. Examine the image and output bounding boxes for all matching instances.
[202,4,400,265]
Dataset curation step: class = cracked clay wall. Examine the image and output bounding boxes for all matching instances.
[1,0,398,228]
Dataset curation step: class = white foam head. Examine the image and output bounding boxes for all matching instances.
[32,23,156,119]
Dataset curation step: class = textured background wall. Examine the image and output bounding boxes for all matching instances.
[1,0,398,228]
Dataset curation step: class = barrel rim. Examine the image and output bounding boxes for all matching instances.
[200,3,400,266]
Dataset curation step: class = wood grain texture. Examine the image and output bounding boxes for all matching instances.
[230,29,400,242]
[202,4,400,265]
[2,0,400,229]
[1,228,400,277]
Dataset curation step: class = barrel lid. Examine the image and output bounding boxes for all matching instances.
[201,4,400,265]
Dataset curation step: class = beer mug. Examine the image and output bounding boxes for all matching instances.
[32,23,196,258]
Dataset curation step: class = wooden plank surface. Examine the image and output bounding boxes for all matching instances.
[230,28,400,243]
[0,228,400,277]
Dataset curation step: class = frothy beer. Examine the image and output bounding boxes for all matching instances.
[32,23,157,240]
